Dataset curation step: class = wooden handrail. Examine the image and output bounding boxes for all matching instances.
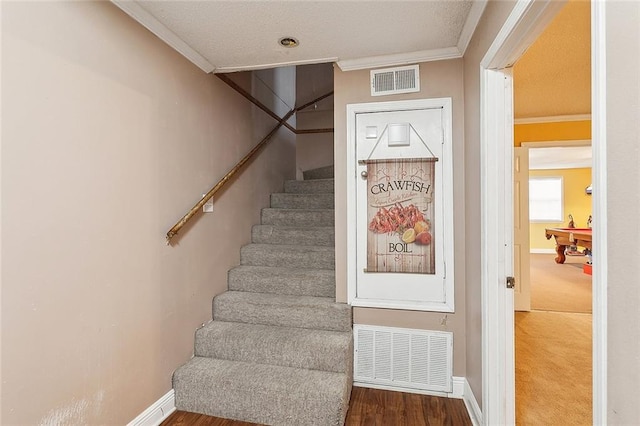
[166,90,333,242]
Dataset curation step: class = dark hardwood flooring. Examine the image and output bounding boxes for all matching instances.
[162,386,472,426]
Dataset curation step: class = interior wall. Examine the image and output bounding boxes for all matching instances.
[462,0,518,407]
[514,120,591,146]
[334,59,467,376]
[296,63,334,179]
[605,1,640,422]
[529,168,592,250]
[1,2,295,424]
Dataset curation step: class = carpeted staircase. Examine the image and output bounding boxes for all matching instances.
[173,165,353,425]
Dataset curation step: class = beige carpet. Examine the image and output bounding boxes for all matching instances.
[530,253,592,313]
[516,311,592,425]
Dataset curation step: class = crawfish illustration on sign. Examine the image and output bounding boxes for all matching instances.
[368,202,432,245]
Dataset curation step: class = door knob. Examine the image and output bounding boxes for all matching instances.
[361,171,368,179]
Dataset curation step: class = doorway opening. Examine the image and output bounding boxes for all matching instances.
[480,0,606,424]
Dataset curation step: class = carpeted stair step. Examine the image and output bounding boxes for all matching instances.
[303,165,334,180]
[228,265,335,297]
[284,178,334,194]
[213,291,352,332]
[252,225,335,246]
[270,192,334,209]
[241,243,334,269]
[261,208,334,227]
[174,357,351,426]
[195,321,352,373]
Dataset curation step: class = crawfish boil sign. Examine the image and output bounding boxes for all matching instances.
[365,158,437,274]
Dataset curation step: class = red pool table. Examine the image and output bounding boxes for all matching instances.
[545,228,592,264]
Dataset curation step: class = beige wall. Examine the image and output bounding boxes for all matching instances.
[605,1,640,422]
[334,60,467,376]
[462,0,517,406]
[296,63,334,178]
[1,2,294,424]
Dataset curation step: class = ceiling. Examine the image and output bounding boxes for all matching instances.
[513,0,591,119]
[112,0,485,73]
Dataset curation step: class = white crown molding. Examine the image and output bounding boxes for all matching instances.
[458,0,489,55]
[515,114,592,124]
[127,389,175,426]
[337,47,461,72]
[111,1,215,73]
[213,57,339,74]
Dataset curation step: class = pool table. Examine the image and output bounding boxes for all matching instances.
[545,228,592,264]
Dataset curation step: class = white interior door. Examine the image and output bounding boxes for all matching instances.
[514,147,531,311]
[353,106,452,311]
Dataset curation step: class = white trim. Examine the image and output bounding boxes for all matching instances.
[451,376,465,399]
[480,65,516,426]
[482,0,566,69]
[457,1,489,55]
[591,0,607,423]
[337,47,461,72]
[214,57,339,74]
[514,114,592,124]
[463,379,482,426]
[353,377,465,399]
[127,389,176,426]
[521,139,591,147]
[530,248,555,254]
[346,98,455,313]
[110,1,215,73]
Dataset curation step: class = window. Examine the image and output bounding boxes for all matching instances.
[529,177,563,222]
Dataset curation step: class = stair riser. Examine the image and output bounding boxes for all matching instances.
[284,179,334,194]
[228,267,335,297]
[261,209,334,227]
[270,193,334,209]
[241,247,334,269]
[174,358,351,426]
[194,324,352,373]
[213,298,351,332]
[252,225,335,247]
[303,165,334,180]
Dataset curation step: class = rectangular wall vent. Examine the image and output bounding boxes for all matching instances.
[354,325,452,393]
[370,65,420,96]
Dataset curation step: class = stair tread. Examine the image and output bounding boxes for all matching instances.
[174,357,350,426]
[195,321,351,373]
[213,291,351,332]
[229,264,334,278]
[228,265,334,297]
[242,243,335,252]
[216,291,339,306]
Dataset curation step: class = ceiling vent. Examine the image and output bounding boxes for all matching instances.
[370,65,420,96]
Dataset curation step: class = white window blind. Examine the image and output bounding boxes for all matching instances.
[529,177,563,221]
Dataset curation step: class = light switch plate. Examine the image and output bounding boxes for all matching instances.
[203,195,214,213]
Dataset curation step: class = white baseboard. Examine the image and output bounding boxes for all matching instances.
[530,248,556,254]
[353,376,466,399]
[451,376,465,398]
[127,389,176,426]
[462,379,482,426]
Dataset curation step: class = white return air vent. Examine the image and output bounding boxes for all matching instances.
[370,65,420,96]
[354,325,452,393]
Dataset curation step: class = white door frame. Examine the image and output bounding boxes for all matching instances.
[345,98,455,312]
[480,0,607,424]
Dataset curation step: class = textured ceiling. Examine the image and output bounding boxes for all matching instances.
[514,0,591,119]
[114,1,476,72]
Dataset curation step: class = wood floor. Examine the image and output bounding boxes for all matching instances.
[161,386,472,426]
